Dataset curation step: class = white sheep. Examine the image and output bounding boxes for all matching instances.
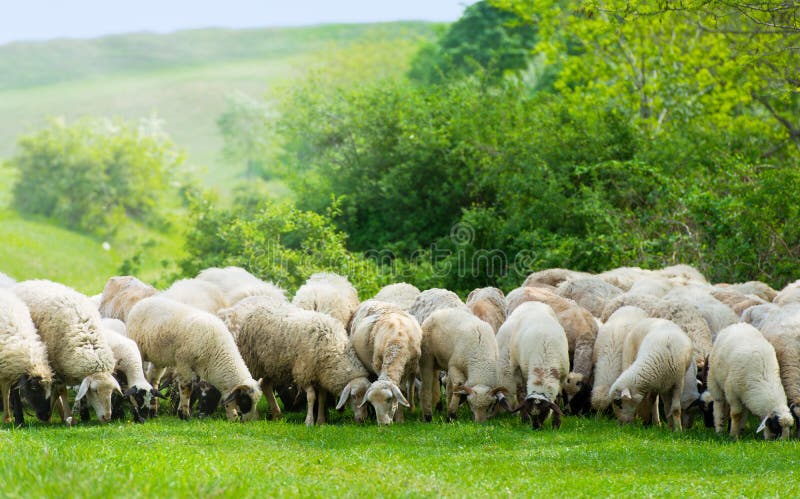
[235,301,371,426]
[497,301,569,429]
[706,323,793,439]
[196,266,287,306]
[0,288,54,426]
[218,295,287,341]
[720,280,777,302]
[591,306,649,411]
[663,286,739,340]
[608,318,693,430]
[349,300,422,424]
[760,314,800,436]
[523,268,591,289]
[126,296,262,421]
[292,272,360,328]
[373,283,421,311]
[596,267,653,291]
[555,276,623,318]
[98,275,158,322]
[420,308,510,422]
[741,303,784,329]
[465,287,506,334]
[0,271,16,288]
[408,288,467,325]
[14,280,120,425]
[162,278,229,314]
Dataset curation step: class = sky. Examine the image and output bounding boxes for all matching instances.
[0,0,476,45]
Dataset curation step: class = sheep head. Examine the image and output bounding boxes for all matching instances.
[362,379,409,425]
[564,372,590,402]
[513,392,563,430]
[17,374,53,422]
[336,377,371,423]
[222,379,262,422]
[76,372,122,423]
[455,385,511,423]
[609,387,642,424]
[757,408,794,440]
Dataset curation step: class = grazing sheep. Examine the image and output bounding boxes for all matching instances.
[218,295,288,341]
[101,320,162,423]
[236,301,371,426]
[162,278,229,314]
[497,302,569,430]
[710,288,766,316]
[663,287,739,340]
[706,324,793,439]
[126,297,262,422]
[0,289,54,426]
[556,277,623,318]
[349,300,422,424]
[523,268,591,289]
[608,318,693,430]
[14,280,120,425]
[760,316,800,436]
[774,280,800,306]
[373,283,421,311]
[421,308,510,422]
[196,266,287,306]
[596,267,653,291]
[505,287,597,411]
[655,264,708,285]
[98,276,158,322]
[466,287,506,334]
[591,306,650,411]
[715,281,777,302]
[293,272,360,328]
[408,288,467,325]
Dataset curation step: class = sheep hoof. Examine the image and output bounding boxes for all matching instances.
[65,416,74,427]
[423,414,432,423]
[178,409,190,421]
[446,413,456,422]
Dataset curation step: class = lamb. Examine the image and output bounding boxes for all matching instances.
[162,278,229,314]
[373,283,421,311]
[497,302,569,429]
[555,277,623,318]
[705,323,793,439]
[196,266,287,306]
[591,306,649,411]
[126,296,262,421]
[466,287,506,333]
[420,308,510,422]
[235,301,371,426]
[98,276,158,321]
[408,288,468,325]
[0,288,54,426]
[101,319,162,423]
[522,268,591,289]
[608,318,693,430]
[349,300,422,424]
[14,280,120,424]
[292,272,360,327]
[505,287,597,411]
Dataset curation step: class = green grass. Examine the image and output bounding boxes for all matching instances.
[1,410,798,497]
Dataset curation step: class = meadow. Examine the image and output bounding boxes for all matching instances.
[1,408,797,497]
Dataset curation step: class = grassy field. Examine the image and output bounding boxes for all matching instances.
[1,409,797,497]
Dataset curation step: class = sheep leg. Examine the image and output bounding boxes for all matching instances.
[316,389,327,425]
[261,380,282,420]
[637,395,653,426]
[420,359,435,421]
[2,384,11,424]
[58,386,73,425]
[729,401,747,439]
[178,382,192,420]
[304,386,316,426]
[668,388,682,432]
[713,399,729,435]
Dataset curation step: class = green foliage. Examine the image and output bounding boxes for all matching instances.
[176,193,389,296]
[9,117,183,236]
[409,1,537,84]
[217,92,277,180]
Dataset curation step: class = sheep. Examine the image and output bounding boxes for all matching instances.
[591,306,650,411]
[774,280,800,306]
[759,315,800,436]
[0,271,16,288]
[0,289,54,426]
[522,268,591,289]
[466,287,506,334]
[373,283,421,311]
[505,287,597,412]
[741,303,783,329]
[655,264,708,285]
[706,323,793,439]
[349,300,422,424]
[710,288,766,316]
[596,267,653,291]
[420,308,510,422]
[663,286,739,340]
[715,281,777,302]
[161,278,229,314]
[98,276,158,322]
[292,272,360,328]
[409,288,468,326]
[126,296,262,422]
[608,318,693,430]
[235,301,371,426]
[100,319,163,423]
[497,301,569,430]
[196,266,287,306]
[14,280,120,425]
[218,295,287,341]
[555,276,623,318]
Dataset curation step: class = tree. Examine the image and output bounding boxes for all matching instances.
[217,92,277,179]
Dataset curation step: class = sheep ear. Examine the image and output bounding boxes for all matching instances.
[123,387,138,398]
[222,385,244,406]
[756,416,768,433]
[549,400,563,417]
[75,378,91,401]
[496,392,512,412]
[336,382,352,410]
[621,388,632,401]
[391,384,410,408]
[454,385,473,396]
[112,377,123,396]
[151,388,168,400]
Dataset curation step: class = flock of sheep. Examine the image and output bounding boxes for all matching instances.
[1,263,799,440]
